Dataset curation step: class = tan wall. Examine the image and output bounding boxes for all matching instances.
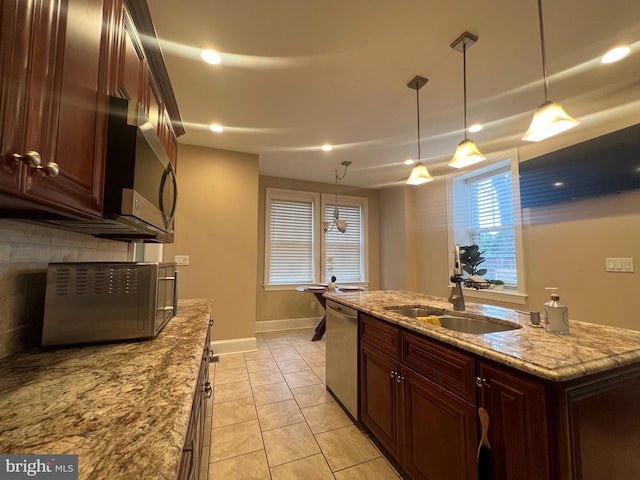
[399,119,640,331]
[379,187,408,290]
[256,175,380,323]
[163,145,259,341]
[0,220,130,359]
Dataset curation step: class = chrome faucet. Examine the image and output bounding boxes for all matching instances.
[449,244,465,311]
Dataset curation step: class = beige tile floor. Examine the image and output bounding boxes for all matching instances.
[202,328,404,480]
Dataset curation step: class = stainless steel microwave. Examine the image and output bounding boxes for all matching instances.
[42,262,178,346]
[103,97,178,240]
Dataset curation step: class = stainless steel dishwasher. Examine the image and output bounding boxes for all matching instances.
[325,299,358,419]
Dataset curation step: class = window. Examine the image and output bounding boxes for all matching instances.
[322,194,367,283]
[264,188,368,289]
[265,189,319,286]
[449,155,525,297]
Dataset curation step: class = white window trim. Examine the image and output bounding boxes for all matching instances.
[264,188,320,291]
[320,193,370,285]
[446,148,528,305]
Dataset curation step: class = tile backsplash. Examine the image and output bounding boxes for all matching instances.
[0,220,131,359]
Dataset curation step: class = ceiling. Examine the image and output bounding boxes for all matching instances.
[146,0,640,188]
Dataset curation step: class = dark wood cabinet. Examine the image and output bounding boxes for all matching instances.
[478,361,550,480]
[360,342,402,461]
[359,312,640,480]
[360,314,478,480]
[112,0,181,168]
[177,319,212,480]
[403,370,478,480]
[1,0,182,236]
[0,0,109,217]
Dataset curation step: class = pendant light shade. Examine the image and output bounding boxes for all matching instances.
[522,0,579,142]
[407,163,433,185]
[448,32,486,169]
[450,139,487,169]
[522,101,579,142]
[405,76,433,185]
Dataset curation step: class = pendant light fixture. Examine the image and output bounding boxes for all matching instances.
[406,76,433,185]
[449,32,486,169]
[322,161,351,234]
[522,0,579,142]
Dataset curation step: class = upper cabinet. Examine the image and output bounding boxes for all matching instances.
[0,0,182,232]
[109,0,183,166]
[0,0,110,217]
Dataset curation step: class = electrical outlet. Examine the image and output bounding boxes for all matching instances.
[174,255,190,266]
[311,301,316,310]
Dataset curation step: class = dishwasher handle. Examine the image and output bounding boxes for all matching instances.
[326,302,357,323]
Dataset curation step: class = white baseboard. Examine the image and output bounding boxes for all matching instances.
[210,337,257,356]
[255,316,322,333]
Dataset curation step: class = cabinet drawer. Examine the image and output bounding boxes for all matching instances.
[360,314,401,358]
[401,331,476,404]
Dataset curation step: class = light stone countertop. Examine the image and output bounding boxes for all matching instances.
[324,289,640,382]
[0,298,212,480]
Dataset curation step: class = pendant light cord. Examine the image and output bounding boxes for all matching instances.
[462,41,468,140]
[537,0,550,102]
[415,86,422,164]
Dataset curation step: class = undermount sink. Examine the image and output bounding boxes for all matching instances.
[386,307,521,334]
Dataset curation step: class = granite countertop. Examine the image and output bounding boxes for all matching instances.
[324,290,640,382]
[0,298,212,480]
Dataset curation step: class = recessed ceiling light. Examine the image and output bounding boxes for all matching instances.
[553,181,564,187]
[468,123,483,133]
[209,124,224,133]
[602,46,630,64]
[321,145,333,152]
[201,49,222,65]
[404,159,415,165]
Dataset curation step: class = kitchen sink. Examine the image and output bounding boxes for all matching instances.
[386,307,521,334]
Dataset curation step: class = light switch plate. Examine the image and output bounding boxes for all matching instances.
[174,255,190,266]
[605,257,634,272]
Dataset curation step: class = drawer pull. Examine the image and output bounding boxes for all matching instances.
[13,151,59,177]
[203,381,213,398]
[475,377,490,388]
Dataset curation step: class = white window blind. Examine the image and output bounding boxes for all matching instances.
[467,169,518,286]
[267,195,315,285]
[324,203,364,282]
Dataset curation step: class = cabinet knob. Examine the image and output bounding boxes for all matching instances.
[13,151,42,168]
[42,161,60,177]
[395,374,405,383]
[389,370,396,379]
[203,381,213,398]
[12,151,59,177]
[475,377,490,388]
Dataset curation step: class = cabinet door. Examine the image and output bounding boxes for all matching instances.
[24,0,108,216]
[360,342,402,461]
[1,0,107,217]
[0,0,64,194]
[403,370,478,480]
[479,362,550,480]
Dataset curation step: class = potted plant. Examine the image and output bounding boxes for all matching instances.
[490,279,505,291]
[459,244,487,278]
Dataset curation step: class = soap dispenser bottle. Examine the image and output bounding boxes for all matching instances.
[543,288,569,334]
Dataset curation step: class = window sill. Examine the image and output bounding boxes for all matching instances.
[463,287,528,305]
[264,281,369,292]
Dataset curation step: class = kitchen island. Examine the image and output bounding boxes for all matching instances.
[324,289,640,480]
[0,298,212,480]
